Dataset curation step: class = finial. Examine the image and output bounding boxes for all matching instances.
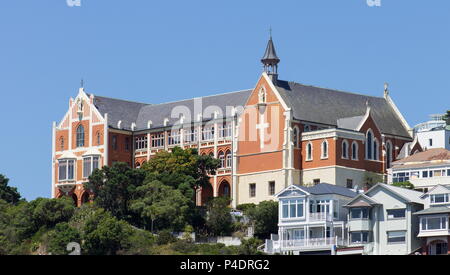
[80,78,84,88]
[384,82,389,97]
[269,26,272,39]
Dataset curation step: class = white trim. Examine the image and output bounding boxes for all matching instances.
[235,168,284,177]
[262,72,289,111]
[385,94,412,137]
[301,128,365,141]
[302,165,368,173]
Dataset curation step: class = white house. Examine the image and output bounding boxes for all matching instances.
[339,183,424,255]
[264,183,358,255]
[414,113,450,151]
[388,148,450,193]
[413,184,450,255]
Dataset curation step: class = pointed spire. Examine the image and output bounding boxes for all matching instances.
[261,29,280,77]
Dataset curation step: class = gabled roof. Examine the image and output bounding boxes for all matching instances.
[344,193,381,208]
[419,184,450,199]
[366,183,424,205]
[393,148,450,165]
[274,80,411,138]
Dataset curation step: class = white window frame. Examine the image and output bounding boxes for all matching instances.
[342,139,349,159]
[306,142,313,161]
[225,150,232,168]
[202,125,215,141]
[281,199,305,219]
[135,136,148,150]
[431,194,450,205]
[83,155,100,179]
[58,159,75,182]
[387,231,406,244]
[168,130,181,146]
[184,127,198,144]
[151,133,165,148]
[321,140,328,159]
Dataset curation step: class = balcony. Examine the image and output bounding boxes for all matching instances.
[309,212,333,222]
[267,237,345,253]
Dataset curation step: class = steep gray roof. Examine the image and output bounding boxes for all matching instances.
[261,37,280,64]
[274,80,411,138]
[297,183,357,198]
[337,115,365,131]
[414,206,450,216]
[93,96,149,130]
[135,90,252,130]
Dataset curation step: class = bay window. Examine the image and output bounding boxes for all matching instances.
[282,199,305,219]
[58,159,75,181]
[83,156,100,178]
[421,216,448,231]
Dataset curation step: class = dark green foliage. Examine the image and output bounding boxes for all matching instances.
[246,201,278,239]
[47,223,81,255]
[156,230,177,245]
[84,162,146,221]
[238,237,264,255]
[0,174,21,204]
[30,197,75,229]
[206,197,233,236]
[236,203,257,213]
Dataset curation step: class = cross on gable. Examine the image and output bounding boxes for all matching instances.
[256,113,269,149]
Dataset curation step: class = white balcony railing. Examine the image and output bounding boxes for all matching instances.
[270,237,344,251]
[309,212,334,222]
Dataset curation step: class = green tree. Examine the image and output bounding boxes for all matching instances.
[82,208,133,255]
[30,197,75,229]
[363,171,384,189]
[0,174,21,204]
[47,222,81,255]
[238,237,264,255]
[392,181,415,190]
[84,162,146,221]
[206,197,233,236]
[130,180,191,232]
[247,201,278,240]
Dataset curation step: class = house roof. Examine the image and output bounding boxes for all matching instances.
[393,148,450,165]
[413,206,450,216]
[368,183,424,204]
[296,183,358,198]
[274,80,411,138]
[344,193,381,208]
[337,115,365,131]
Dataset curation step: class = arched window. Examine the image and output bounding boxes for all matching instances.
[352,142,358,160]
[373,138,379,160]
[342,140,349,159]
[225,150,232,168]
[306,142,313,161]
[366,130,373,160]
[76,125,85,147]
[218,151,225,168]
[96,131,101,145]
[293,127,299,147]
[386,141,392,168]
[321,140,328,159]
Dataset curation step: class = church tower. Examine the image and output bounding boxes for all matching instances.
[261,33,280,81]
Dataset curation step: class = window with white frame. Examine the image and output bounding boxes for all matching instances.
[268,181,275,196]
[393,172,410,183]
[151,133,165,148]
[202,125,215,141]
[431,194,450,204]
[218,151,225,168]
[219,123,232,139]
[135,136,148,150]
[168,130,181,145]
[282,199,305,219]
[350,208,369,219]
[342,140,349,159]
[352,141,358,160]
[351,231,370,244]
[225,150,232,168]
[306,142,313,161]
[421,216,448,231]
[321,140,328,159]
[58,159,75,181]
[76,125,85,147]
[83,155,99,178]
[293,127,299,147]
[184,127,198,143]
[387,209,406,219]
[387,231,406,244]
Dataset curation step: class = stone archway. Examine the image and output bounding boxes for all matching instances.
[201,183,214,206]
[81,192,90,205]
[71,193,78,207]
[218,180,231,199]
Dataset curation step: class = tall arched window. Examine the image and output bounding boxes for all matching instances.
[293,127,299,147]
[321,140,328,159]
[366,130,373,160]
[60,137,64,151]
[96,131,101,146]
[373,138,379,160]
[306,142,313,161]
[342,140,349,159]
[225,150,232,168]
[352,142,358,160]
[386,141,392,168]
[76,125,85,147]
[218,151,225,168]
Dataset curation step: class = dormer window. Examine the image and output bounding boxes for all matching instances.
[431,194,449,204]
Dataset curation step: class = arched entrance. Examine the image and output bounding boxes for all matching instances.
[71,193,78,207]
[201,183,214,206]
[218,180,231,199]
[81,192,90,205]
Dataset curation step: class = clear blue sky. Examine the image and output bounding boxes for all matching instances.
[0,0,449,200]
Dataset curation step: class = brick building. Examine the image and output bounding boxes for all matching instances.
[52,36,416,207]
